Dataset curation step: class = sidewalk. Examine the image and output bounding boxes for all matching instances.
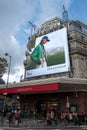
[0,118,87,129]
[0,118,45,127]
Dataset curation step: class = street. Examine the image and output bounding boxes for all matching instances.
[0,125,87,130]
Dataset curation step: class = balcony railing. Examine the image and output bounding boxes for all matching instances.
[68,33,87,43]
[70,46,87,55]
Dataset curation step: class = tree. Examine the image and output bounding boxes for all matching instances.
[0,78,5,84]
[0,57,8,84]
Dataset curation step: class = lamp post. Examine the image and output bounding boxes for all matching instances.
[5,53,12,93]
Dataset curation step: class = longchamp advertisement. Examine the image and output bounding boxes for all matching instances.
[26,27,70,78]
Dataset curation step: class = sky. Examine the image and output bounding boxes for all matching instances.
[0,0,87,83]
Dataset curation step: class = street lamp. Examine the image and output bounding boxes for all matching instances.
[3,53,11,105]
[5,53,12,92]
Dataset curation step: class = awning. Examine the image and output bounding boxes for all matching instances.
[0,83,58,94]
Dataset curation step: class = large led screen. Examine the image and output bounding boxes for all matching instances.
[26,27,70,78]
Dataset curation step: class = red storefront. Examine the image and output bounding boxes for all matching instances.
[0,83,58,94]
[0,77,87,116]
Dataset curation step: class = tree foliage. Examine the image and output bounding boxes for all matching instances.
[0,57,8,78]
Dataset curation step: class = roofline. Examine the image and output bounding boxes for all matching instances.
[0,77,87,89]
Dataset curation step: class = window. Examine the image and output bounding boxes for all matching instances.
[81,47,87,55]
[85,58,87,67]
[69,23,82,32]
[82,27,87,34]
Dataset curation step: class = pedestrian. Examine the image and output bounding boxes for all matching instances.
[68,112,73,124]
[13,110,20,127]
[30,36,50,68]
[73,111,77,125]
[7,111,14,127]
[46,111,52,126]
[84,112,87,125]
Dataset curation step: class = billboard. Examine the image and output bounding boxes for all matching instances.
[26,27,70,78]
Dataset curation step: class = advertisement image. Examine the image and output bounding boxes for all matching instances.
[26,27,70,78]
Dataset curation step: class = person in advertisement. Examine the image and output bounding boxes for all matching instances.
[30,36,50,68]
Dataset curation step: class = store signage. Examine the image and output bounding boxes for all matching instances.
[0,83,58,94]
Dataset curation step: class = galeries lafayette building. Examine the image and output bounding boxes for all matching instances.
[0,77,87,113]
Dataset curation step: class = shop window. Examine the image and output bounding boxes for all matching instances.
[69,104,78,112]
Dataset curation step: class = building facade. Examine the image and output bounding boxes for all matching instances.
[0,17,87,118]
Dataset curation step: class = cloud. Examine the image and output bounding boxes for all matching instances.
[1,35,25,83]
[36,0,72,25]
[0,0,36,82]
[0,0,71,83]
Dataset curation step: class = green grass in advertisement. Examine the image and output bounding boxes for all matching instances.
[26,50,65,70]
[47,51,65,66]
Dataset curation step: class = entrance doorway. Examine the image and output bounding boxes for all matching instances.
[35,100,59,118]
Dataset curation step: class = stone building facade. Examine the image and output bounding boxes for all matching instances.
[24,17,87,80]
[0,17,87,116]
[22,17,87,113]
